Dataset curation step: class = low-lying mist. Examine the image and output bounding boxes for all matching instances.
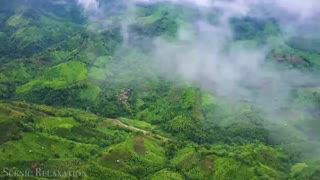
[77,0,320,159]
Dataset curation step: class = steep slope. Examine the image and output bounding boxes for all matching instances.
[0,0,84,58]
[2,101,314,179]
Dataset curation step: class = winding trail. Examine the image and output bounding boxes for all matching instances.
[114,119,148,134]
[113,119,170,141]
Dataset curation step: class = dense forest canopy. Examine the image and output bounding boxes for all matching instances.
[0,0,320,179]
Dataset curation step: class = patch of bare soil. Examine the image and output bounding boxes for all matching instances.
[133,136,146,154]
[203,158,214,170]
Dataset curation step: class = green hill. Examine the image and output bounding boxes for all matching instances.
[2,101,317,179]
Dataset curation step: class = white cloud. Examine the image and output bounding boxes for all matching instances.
[77,0,99,12]
[76,0,319,113]
[272,0,320,19]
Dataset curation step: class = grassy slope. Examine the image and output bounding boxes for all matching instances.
[16,61,101,105]
[0,101,306,179]
[0,0,84,58]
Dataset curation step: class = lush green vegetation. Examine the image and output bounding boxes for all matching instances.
[2,101,319,179]
[0,0,320,179]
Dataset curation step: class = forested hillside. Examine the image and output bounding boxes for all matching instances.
[0,0,320,179]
